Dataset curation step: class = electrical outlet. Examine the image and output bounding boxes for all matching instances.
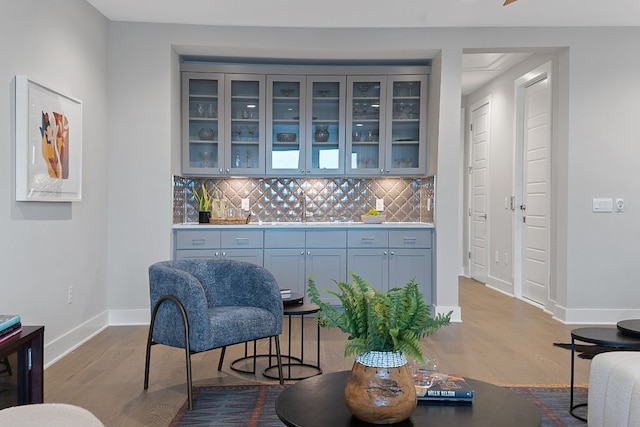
[241,198,250,211]
[504,253,509,265]
[67,286,73,304]
[615,198,624,212]
[376,198,384,211]
[495,251,499,263]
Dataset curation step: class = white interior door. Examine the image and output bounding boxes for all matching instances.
[469,100,490,283]
[517,66,551,305]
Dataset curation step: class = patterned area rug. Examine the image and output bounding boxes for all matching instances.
[170,383,589,426]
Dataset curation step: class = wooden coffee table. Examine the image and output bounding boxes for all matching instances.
[276,371,541,427]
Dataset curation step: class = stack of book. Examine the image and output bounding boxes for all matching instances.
[415,373,474,404]
[280,288,292,299]
[0,314,22,344]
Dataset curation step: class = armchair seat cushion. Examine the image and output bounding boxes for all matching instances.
[206,306,280,350]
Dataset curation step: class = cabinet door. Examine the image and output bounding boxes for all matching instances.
[266,76,306,176]
[224,74,265,175]
[264,248,306,296]
[347,249,389,292]
[305,77,346,176]
[346,76,387,176]
[306,249,347,305]
[182,72,225,175]
[220,249,263,266]
[388,248,432,305]
[384,75,428,175]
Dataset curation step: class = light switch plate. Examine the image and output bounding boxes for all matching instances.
[592,198,613,213]
[376,198,384,211]
[241,198,250,210]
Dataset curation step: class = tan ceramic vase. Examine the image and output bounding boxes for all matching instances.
[344,351,417,424]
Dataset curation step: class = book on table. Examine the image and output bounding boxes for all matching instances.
[415,372,474,403]
[0,314,21,334]
[280,289,292,299]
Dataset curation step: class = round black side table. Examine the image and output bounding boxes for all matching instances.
[617,319,640,338]
[569,327,640,421]
[264,301,322,380]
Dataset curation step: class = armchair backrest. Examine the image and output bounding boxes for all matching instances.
[148,259,283,350]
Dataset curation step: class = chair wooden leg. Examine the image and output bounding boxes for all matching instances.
[274,335,284,385]
[217,346,226,371]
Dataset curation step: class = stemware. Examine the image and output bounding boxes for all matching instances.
[281,89,294,97]
[358,83,371,96]
[318,89,330,97]
[199,151,212,168]
[234,126,242,140]
[247,126,255,141]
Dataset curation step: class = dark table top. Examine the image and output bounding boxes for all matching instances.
[617,319,640,338]
[571,327,640,348]
[276,371,542,427]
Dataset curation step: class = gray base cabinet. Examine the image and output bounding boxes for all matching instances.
[174,226,433,305]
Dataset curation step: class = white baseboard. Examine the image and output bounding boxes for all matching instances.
[485,276,514,295]
[435,305,462,323]
[109,309,150,325]
[553,306,640,325]
[45,311,109,368]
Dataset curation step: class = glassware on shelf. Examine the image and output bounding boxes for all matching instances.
[197,103,205,117]
[281,89,294,97]
[234,127,242,140]
[199,151,212,168]
[234,150,241,168]
[358,83,371,96]
[247,126,255,141]
[315,125,329,142]
[207,104,216,118]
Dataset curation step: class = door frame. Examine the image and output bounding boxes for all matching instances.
[512,61,552,304]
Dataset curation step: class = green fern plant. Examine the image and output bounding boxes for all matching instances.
[307,273,451,364]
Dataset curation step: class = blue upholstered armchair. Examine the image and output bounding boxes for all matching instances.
[144,259,284,409]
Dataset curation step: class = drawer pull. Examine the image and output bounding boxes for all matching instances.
[361,237,375,242]
[403,237,417,243]
[235,237,249,244]
[192,239,206,246]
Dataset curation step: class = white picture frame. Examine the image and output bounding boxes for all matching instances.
[15,75,82,202]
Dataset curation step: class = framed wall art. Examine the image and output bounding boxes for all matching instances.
[15,75,82,202]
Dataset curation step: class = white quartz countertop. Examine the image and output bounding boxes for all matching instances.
[174,222,434,229]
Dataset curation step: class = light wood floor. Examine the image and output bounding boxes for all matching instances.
[43,277,592,426]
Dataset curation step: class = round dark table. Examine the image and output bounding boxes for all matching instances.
[264,301,322,380]
[276,371,542,427]
[617,319,640,338]
[569,327,640,421]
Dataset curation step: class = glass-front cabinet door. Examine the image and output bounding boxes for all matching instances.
[384,75,428,175]
[182,72,224,174]
[224,74,265,175]
[266,76,306,175]
[305,77,345,175]
[346,76,387,175]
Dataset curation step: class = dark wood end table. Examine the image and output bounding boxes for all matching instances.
[276,371,541,427]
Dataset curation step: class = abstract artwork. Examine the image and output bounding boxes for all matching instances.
[15,75,82,201]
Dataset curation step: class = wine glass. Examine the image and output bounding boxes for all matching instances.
[358,84,371,96]
[247,126,255,141]
[318,89,330,97]
[234,126,242,141]
[407,82,418,96]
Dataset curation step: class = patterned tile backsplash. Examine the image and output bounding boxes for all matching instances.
[173,176,434,224]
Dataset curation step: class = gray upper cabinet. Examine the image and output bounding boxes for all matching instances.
[181,64,429,177]
[224,74,266,175]
[181,72,225,175]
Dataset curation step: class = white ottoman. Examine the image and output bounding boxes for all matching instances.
[0,403,104,426]
[588,351,640,427]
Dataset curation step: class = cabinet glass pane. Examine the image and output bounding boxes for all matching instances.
[271,81,301,170]
[230,80,260,170]
[350,80,382,170]
[311,82,340,170]
[390,80,421,169]
[188,79,220,170]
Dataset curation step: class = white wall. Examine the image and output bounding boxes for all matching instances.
[0,0,109,365]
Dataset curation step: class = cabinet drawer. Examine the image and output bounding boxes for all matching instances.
[175,230,221,249]
[306,230,347,248]
[388,230,431,248]
[347,230,388,248]
[175,249,219,260]
[264,230,305,248]
[220,230,263,248]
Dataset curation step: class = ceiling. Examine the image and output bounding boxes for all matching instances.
[85,0,640,96]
